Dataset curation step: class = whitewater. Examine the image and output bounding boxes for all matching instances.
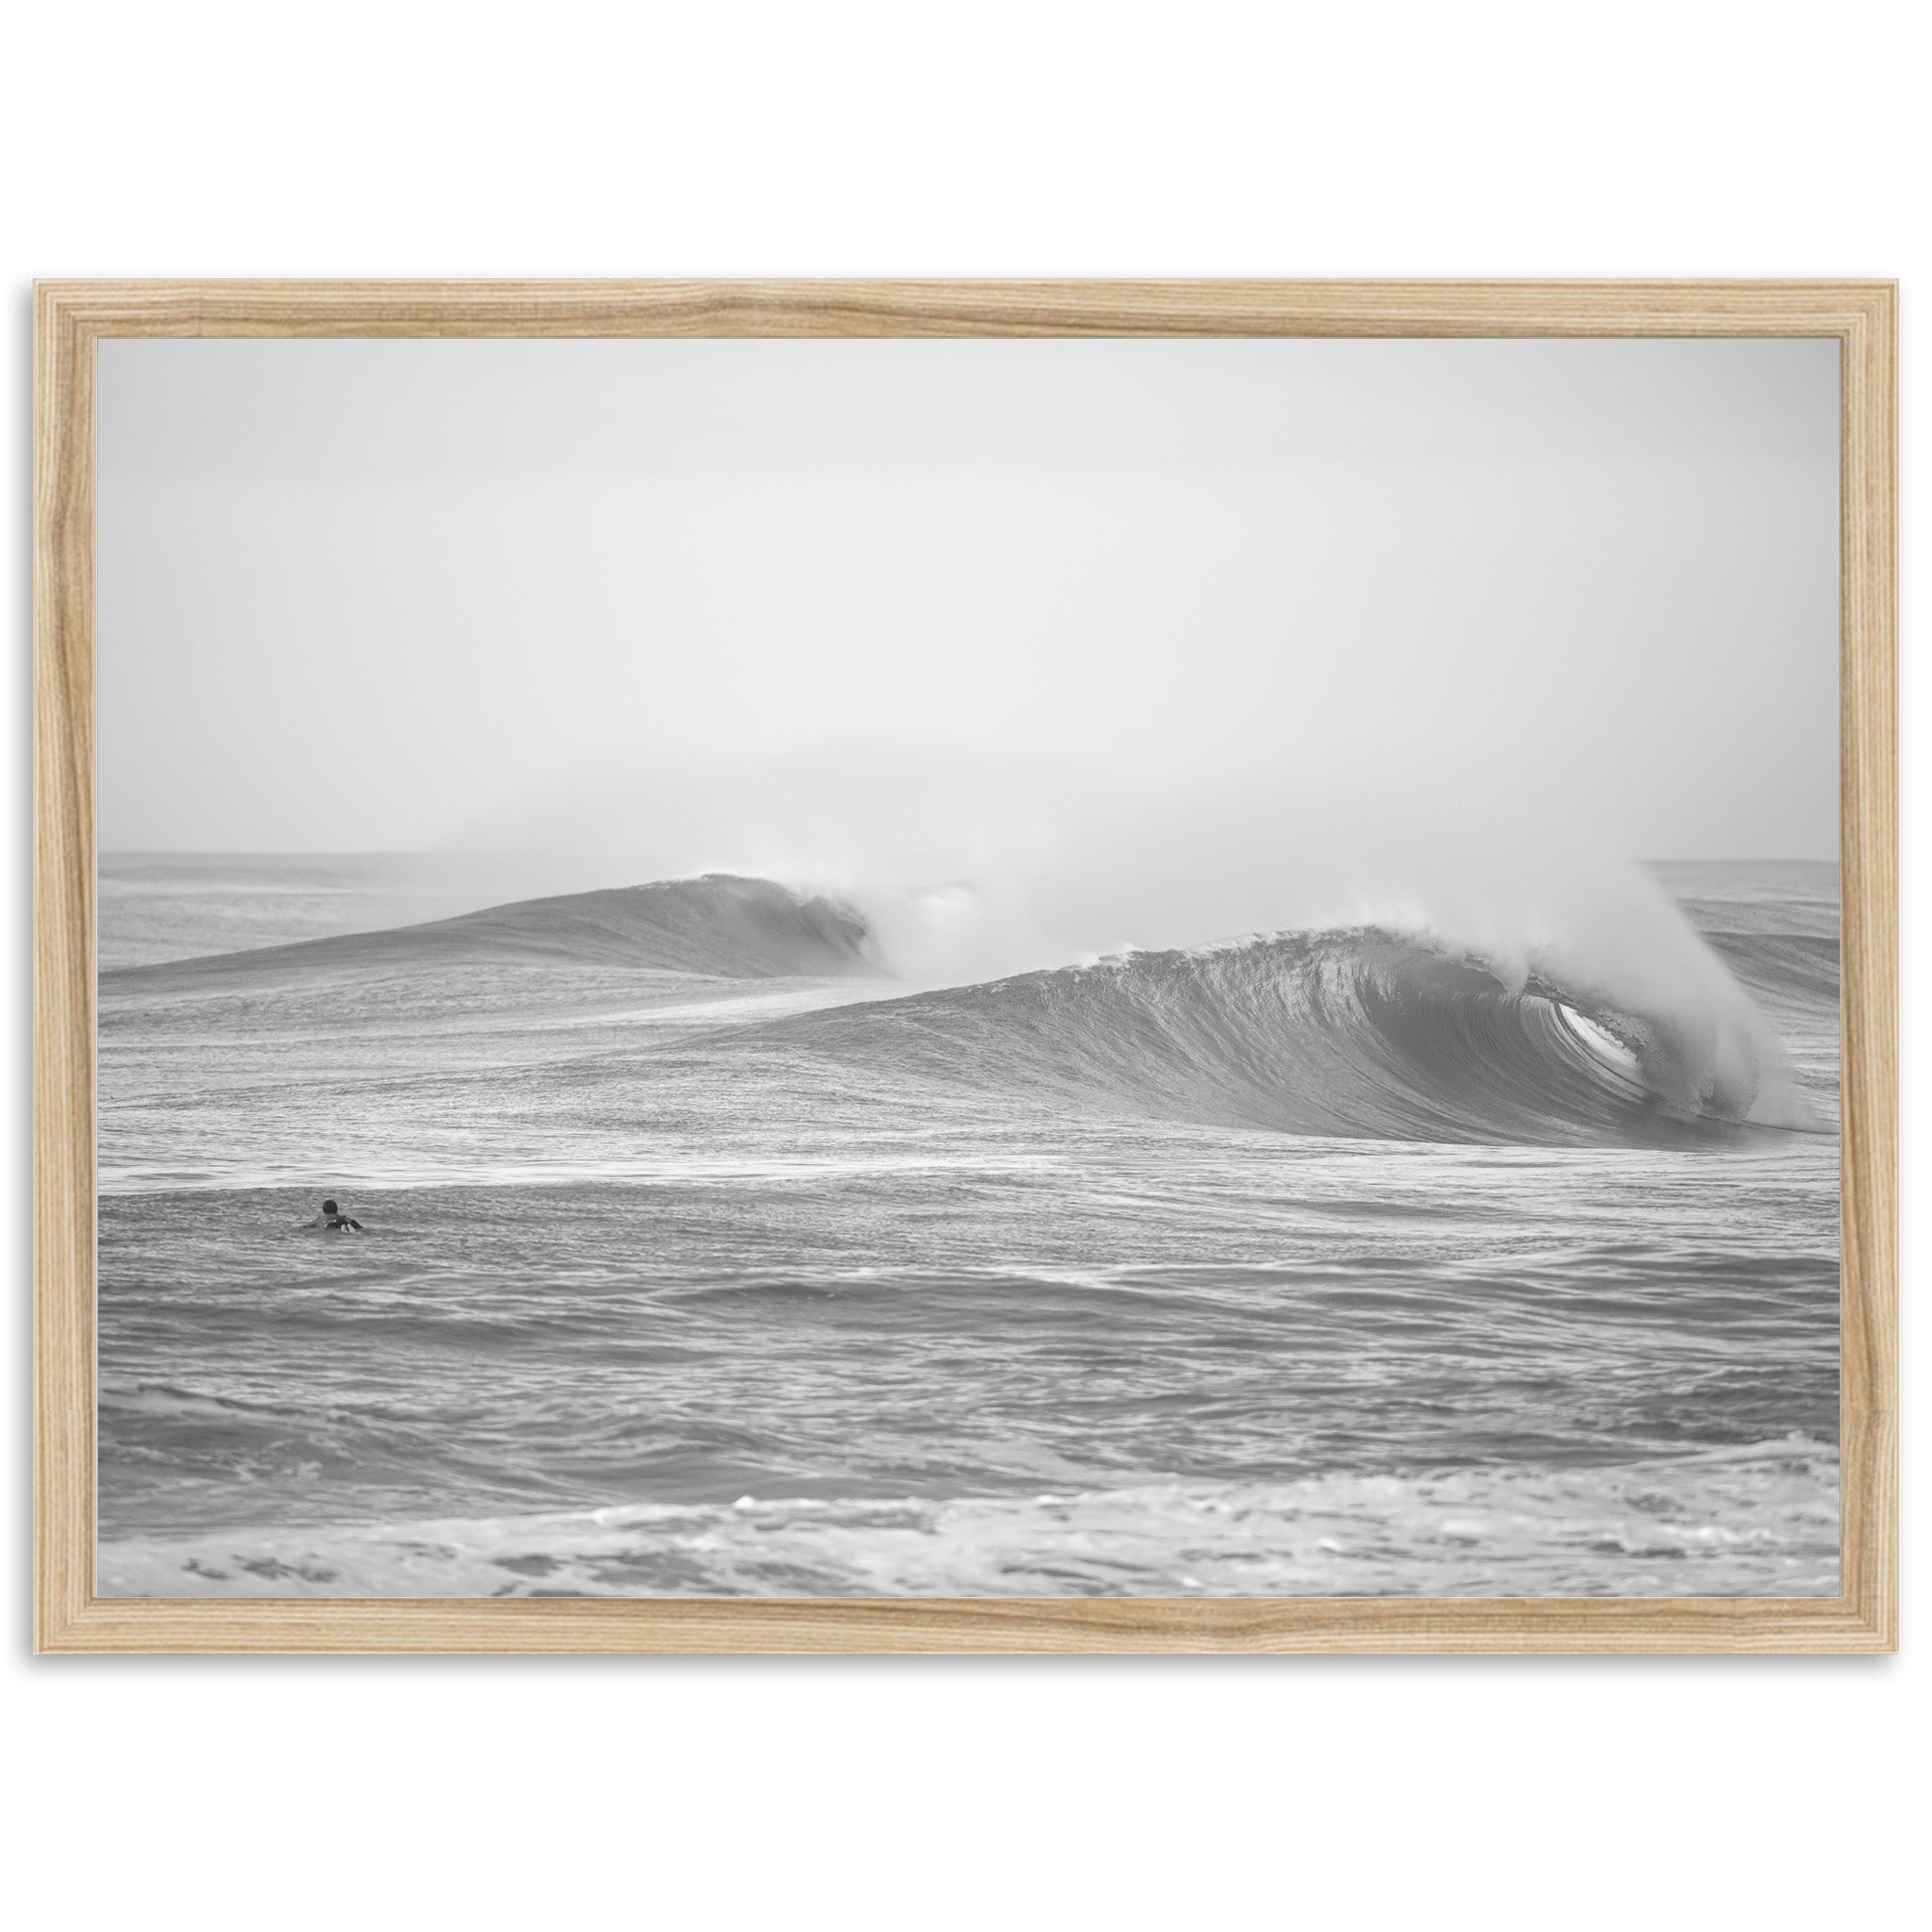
[95,857,1841,1597]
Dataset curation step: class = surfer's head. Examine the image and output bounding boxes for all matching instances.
[323,1198,339,1215]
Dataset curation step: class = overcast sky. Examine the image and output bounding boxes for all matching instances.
[99,336,1840,869]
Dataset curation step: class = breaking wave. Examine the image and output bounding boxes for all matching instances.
[101,871,1825,1150]
[755,924,1820,1147]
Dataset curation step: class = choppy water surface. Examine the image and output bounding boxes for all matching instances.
[97,859,1841,1597]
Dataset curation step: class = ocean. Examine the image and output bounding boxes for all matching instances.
[95,854,1841,1597]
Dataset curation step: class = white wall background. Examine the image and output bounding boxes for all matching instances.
[3,5,1919,1927]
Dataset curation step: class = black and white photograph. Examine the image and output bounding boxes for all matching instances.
[94,333,1842,1601]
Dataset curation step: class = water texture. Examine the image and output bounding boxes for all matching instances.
[96,859,1841,1597]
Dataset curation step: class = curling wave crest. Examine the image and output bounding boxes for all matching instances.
[756,920,1818,1147]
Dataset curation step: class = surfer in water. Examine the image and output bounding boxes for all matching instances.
[303,1197,364,1232]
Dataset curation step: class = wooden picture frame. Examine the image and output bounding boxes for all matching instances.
[35,280,1897,1654]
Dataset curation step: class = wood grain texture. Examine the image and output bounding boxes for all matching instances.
[1835,289,1900,1655]
[18,279,1904,341]
[33,281,1899,1655]
[34,284,98,1657]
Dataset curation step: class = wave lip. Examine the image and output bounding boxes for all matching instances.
[751,924,1816,1148]
[100,874,880,991]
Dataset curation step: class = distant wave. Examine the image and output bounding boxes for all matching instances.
[100,874,877,991]
[1702,931,1841,1008]
[749,924,1821,1147]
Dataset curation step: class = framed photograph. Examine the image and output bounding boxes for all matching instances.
[34,281,1896,1653]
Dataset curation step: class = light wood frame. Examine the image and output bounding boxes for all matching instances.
[35,280,1898,1654]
